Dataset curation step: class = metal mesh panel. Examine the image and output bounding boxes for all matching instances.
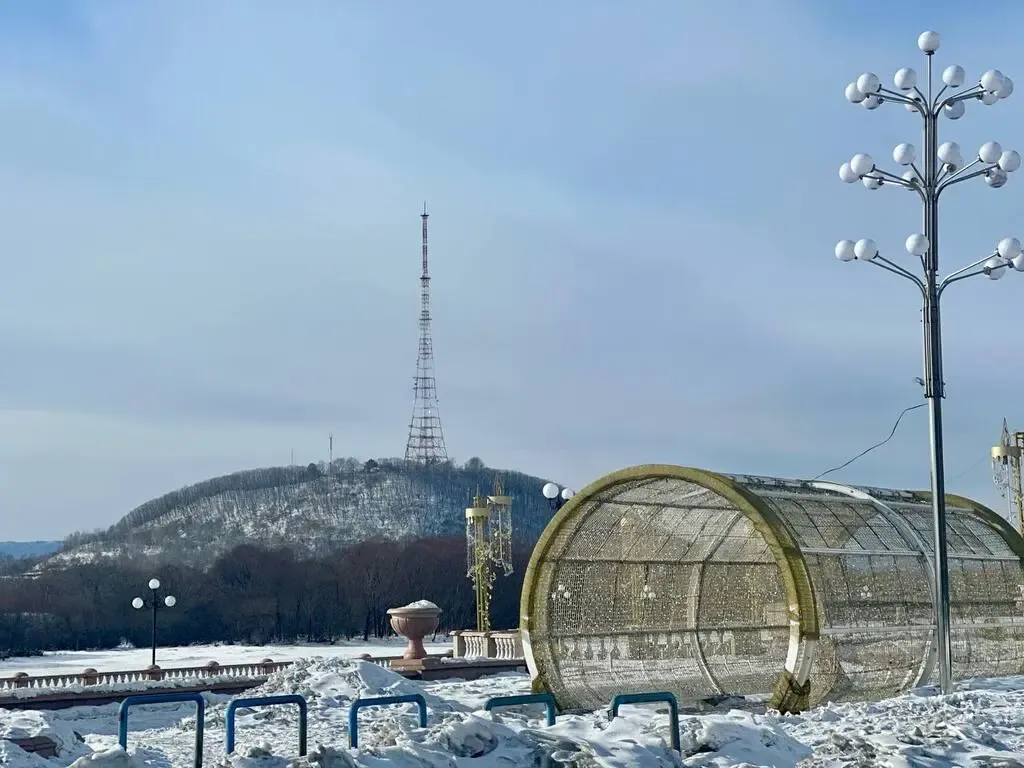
[523,467,1024,713]
[526,476,790,710]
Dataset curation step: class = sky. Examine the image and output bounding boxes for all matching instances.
[0,1,1022,540]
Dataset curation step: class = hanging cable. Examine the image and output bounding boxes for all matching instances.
[812,403,927,481]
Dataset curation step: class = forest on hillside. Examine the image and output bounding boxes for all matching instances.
[52,457,555,568]
[0,536,530,657]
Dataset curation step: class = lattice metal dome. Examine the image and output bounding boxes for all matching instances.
[520,465,1024,713]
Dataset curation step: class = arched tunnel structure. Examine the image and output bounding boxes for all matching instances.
[520,465,1024,713]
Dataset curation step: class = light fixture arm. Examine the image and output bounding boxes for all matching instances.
[878,87,919,106]
[937,84,985,111]
[871,255,927,294]
[938,252,1001,294]
[938,163,993,194]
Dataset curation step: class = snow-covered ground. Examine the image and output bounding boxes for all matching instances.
[0,641,450,678]
[4,656,1024,767]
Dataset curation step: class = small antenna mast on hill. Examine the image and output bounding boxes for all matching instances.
[327,433,334,510]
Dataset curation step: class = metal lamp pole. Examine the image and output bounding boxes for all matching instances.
[541,482,575,512]
[132,577,177,667]
[836,29,1023,694]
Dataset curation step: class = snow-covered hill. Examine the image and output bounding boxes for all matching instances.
[45,459,556,569]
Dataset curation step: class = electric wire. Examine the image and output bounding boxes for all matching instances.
[812,403,927,481]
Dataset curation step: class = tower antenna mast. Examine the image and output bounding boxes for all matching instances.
[405,204,449,464]
[992,418,1024,532]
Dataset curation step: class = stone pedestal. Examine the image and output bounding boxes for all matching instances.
[387,600,442,660]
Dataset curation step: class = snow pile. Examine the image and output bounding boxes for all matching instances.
[392,601,439,612]
[25,656,1024,765]
[678,710,811,766]
[67,747,142,768]
[0,709,92,763]
[252,658,457,712]
[785,682,1024,766]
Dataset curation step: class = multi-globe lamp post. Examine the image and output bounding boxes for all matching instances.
[131,577,177,667]
[541,482,575,511]
[834,29,1023,695]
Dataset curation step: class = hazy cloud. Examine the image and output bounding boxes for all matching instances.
[0,0,1021,538]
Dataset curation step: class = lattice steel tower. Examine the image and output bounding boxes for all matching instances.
[404,204,449,464]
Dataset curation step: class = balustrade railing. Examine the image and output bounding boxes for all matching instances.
[0,638,518,695]
[450,630,523,660]
[0,652,453,693]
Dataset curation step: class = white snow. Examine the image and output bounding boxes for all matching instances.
[7,655,1024,765]
[0,642,450,679]
[391,601,439,613]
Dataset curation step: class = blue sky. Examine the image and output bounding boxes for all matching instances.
[0,1,1022,539]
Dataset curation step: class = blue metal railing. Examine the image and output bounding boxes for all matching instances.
[225,694,308,756]
[609,691,681,753]
[118,692,206,768]
[484,693,557,726]
[348,693,427,749]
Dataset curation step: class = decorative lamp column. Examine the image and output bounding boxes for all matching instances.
[465,493,494,632]
[835,29,1021,693]
[132,577,176,667]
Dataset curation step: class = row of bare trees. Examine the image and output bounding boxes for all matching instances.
[0,537,530,656]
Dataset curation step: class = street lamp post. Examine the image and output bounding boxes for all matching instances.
[541,482,575,511]
[132,577,177,667]
[835,29,1024,695]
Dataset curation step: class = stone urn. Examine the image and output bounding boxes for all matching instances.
[388,600,442,660]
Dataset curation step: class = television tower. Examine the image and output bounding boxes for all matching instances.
[404,204,449,464]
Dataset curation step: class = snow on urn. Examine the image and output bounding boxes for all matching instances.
[387,600,441,660]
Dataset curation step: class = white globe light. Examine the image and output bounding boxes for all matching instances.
[560,488,575,501]
[918,31,940,53]
[998,76,1014,99]
[854,238,878,261]
[862,94,882,110]
[839,162,859,183]
[845,82,866,103]
[850,153,874,177]
[997,237,1022,260]
[942,65,965,88]
[901,169,918,187]
[894,67,917,90]
[893,143,916,166]
[856,72,881,94]
[862,176,882,190]
[981,90,1000,106]
[999,150,1021,173]
[944,100,966,120]
[986,168,1008,188]
[985,257,1007,280]
[981,69,1005,93]
[148,578,160,590]
[835,240,857,262]
[541,482,559,500]
[1013,253,1024,271]
[132,597,144,610]
[164,595,177,608]
[905,100,919,113]
[905,233,929,256]
[937,141,961,165]
[937,143,958,171]
[979,141,1003,164]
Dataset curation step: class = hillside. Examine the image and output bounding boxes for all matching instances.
[46,458,558,569]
